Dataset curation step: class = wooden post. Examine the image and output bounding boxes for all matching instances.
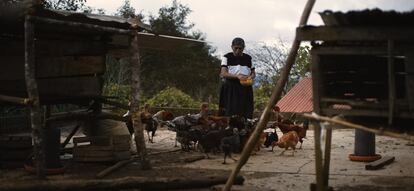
[222,1,316,190]
[387,40,395,125]
[130,31,151,170]
[313,123,324,191]
[323,125,332,189]
[24,15,46,179]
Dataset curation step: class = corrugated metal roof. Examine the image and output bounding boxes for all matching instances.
[319,9,414,27]
[276,77,313,113]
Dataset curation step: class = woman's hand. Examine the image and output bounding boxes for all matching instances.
[237,75,249,80]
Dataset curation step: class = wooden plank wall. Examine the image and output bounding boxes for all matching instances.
[0,38,106,104]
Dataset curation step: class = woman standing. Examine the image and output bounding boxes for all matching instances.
[219,37,255,119]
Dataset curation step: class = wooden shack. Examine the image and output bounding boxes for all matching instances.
[0,2,202,178]
[297,9,414,191]
[298,10,414,125]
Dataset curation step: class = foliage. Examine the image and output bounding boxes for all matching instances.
[247,41,311,111]
[149,0,194,37]
[42,0,87,11]
[145,87,202,108]
[102,83,132,105]
[103,0,220,105]
[115,0,144,20]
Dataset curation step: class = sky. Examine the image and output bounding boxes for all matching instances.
[85,0,414,56]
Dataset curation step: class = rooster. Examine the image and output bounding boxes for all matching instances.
[271,131,299,156]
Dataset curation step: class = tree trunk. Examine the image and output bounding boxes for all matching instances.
[130,31,151,169]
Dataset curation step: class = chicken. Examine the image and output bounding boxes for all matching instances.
[141,111,158,143]
[271,130,299,156]
[205,116,229,129]
[153,110,174,122]
[264,130,278,148]
[198,128,230,158]
[220,128,240,164]
[272,121,308,149]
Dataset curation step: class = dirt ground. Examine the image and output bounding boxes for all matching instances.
[1,124,414,191]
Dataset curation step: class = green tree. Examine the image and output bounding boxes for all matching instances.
[148,0,194,37]
[146,87,201,108]
[247,41,311,111]
[42,0,87,11]
[140,1,220,102]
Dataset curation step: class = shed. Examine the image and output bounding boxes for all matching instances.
[0,2,203,178]
[297,9,414,191]
[276,77,313,113]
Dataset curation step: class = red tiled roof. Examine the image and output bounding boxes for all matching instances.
[276,77,313,113]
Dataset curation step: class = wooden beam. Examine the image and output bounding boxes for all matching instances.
[320,108,414,119]
[24,15,45,179]
[303,113,414,142]
[0,94,32,105]
[297,26,414,41]
[406,50,414,112]
[0,39,106,57]
[0,175,245,191]
[222,1,316,190]
[0,56,105,80]
[365,156,395,170]
[47,112,128,123]
[387,40,396,125]
[28,16,132,35]
[0,76,102,99]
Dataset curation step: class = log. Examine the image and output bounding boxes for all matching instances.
[0,175,245,191]
[365,156,395,170]
[222,0,316,190]
[183,155,205,163]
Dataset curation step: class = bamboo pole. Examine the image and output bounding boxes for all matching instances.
[303,113,414,142]
[222,1,316,190]
[0,95,32,105]
[130,31,151,170]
